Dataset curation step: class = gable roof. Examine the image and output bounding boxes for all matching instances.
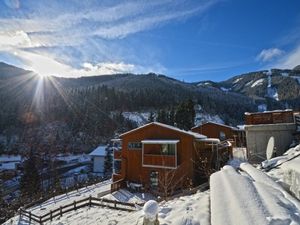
[120,122,207,139]
[89,145,106,157]
[192,121,239,131]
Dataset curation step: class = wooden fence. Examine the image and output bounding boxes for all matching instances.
[19,196,143,224]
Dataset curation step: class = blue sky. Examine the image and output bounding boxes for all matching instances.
[0,0,300,82]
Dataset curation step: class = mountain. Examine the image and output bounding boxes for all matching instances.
[0,62,32,78]
[196,68,300,110]
[2,61,300,154]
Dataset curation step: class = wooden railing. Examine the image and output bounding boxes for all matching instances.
[245,110,294,125]
[19,195,142,224]
[143,154,176,168]
[111,179,124,193]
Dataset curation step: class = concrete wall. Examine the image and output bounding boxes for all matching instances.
[93,156,105,173]
[245,123,296,160]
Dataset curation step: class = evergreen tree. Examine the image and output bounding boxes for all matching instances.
[148,111,155,122]
[20,149,41,199]
[104,145,113,176]
[175,99,195,130]
[157,109,168,124]
[168,107,175,126]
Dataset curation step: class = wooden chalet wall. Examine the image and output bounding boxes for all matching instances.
[117,123,197,192]
[191,123,234,141]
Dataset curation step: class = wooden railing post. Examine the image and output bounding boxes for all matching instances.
[114,200,117,208]
[60,206,63,217]
[74,201,76,210]
[29,211,31,223]
[89,195,92,207]
[40,216,42,224]
[50,210,53,221]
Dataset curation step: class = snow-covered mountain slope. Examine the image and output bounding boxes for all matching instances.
[219,69,300,102]
[122,112,150,126]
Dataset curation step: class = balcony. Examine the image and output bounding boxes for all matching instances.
[143,154,176,168]
[141,140,179,169]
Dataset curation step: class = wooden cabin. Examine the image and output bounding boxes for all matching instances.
[111,122,232,196]
[191,122,246,147]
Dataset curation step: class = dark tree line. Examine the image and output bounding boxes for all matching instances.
[156,99,195,130]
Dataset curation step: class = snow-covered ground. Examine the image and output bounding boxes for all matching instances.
[194,112,224,126]
[5,146,300,225]
[211,163,300,225]
[122,112,150,126]
[50,190,209,225]
[4,182,210,225]
[56,154,91,163]
[262,144,300,201]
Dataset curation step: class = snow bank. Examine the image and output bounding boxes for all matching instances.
[264,144,300,201]
[211,165,300,225]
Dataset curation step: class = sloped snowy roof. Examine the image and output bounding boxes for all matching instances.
[192,121,239,131]
[141,140,180,144]
[120,122,206,139]
[89,146,106,157]
[0,155,22,163]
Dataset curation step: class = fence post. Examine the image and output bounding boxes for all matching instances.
[60,206,63,217]
[114,200,117,208]
[74,200,76,210]
[50,210,53,221]
[89,195,92,207]
[29,211,31,223]
[40,216,42,224]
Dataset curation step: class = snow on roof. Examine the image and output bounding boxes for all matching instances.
[0,155,22,163]
[197,138,220,143]
[245,109,293,115]
[0,162,18,170]
[89,145,106,157]
[141,140,180,144]
[120,122,207,139]
[192,121,239,131]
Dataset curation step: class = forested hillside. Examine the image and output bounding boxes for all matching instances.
[0,62,262,154]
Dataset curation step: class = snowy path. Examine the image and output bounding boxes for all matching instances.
[210,164,300,225]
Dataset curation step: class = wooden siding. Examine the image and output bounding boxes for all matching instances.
[143,154,176,168]
[192,122,246,147]
[192,123,234,140]
[113,151,122,160]
[245,111,294,125]
[115,123,196,191]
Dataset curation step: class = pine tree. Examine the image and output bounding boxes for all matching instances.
[148,111,155,122]
[20,149,41,199]
[104,146,113,176]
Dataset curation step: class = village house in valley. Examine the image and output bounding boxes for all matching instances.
[89,145,107,174]
[191,121,246,147]
[111,122,231,195]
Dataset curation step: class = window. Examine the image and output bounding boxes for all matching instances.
[219,131,226,141]
[161,144,176,155]
[128,142,142,150]
[150,171,159,188]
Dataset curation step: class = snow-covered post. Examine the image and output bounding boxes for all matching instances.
[143,200,159,225]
